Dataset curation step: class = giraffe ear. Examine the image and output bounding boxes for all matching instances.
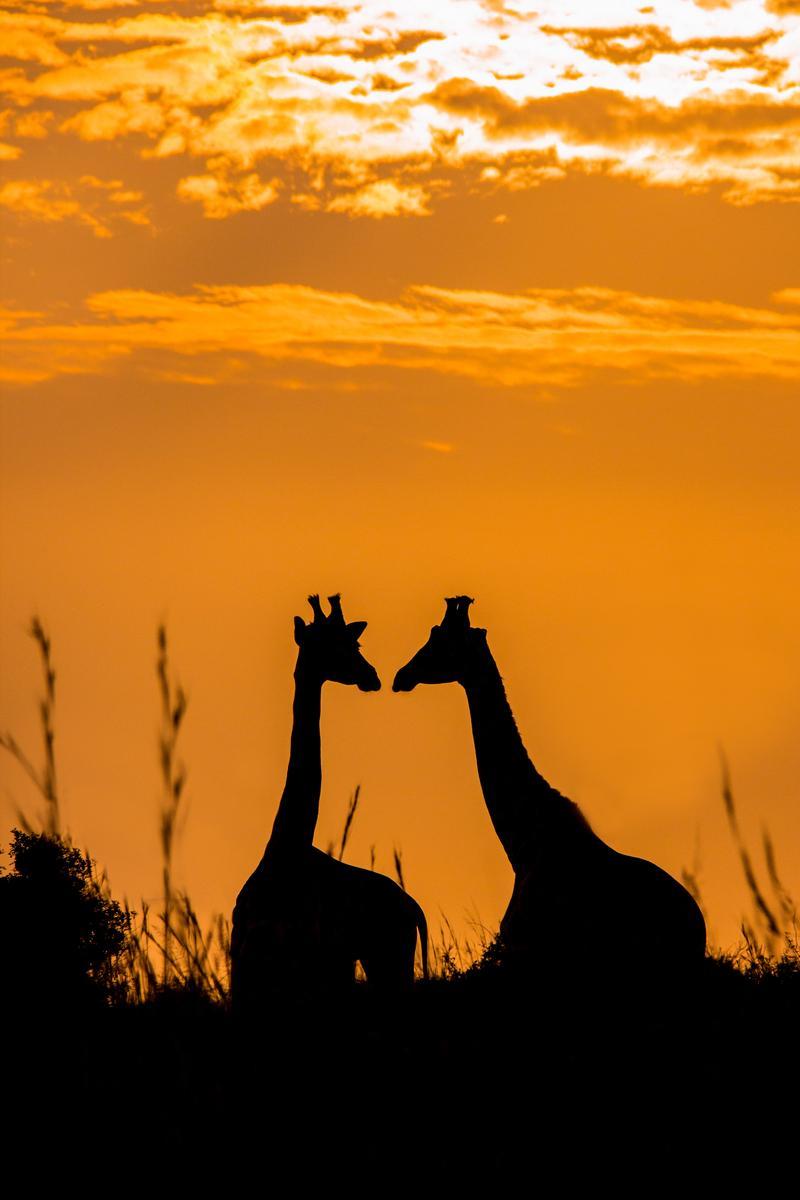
[347,621,367,640]
[294,616,307,645]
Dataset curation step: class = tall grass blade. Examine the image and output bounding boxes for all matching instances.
[337,784,361,861]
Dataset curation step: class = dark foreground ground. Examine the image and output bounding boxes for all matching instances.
[5,952,798,1187]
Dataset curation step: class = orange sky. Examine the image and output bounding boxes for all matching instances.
[1,0,799,954]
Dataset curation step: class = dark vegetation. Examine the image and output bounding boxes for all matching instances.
[1,619,797,1176]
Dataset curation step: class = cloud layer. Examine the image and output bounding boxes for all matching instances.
[4,280,799,386]
[1,0,798,226]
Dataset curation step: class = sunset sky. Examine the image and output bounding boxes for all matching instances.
[1,0,799,954]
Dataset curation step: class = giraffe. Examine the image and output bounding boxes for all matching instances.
[393,597,706,979]
[231,594,428,1010]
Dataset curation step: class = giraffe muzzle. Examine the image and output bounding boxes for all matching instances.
[392,666,417,692]
[359,667,382,692]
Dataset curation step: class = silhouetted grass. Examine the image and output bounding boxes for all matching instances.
[156,624,188,986]
[721,753,796,957]
[325,783,361,860]
[117,627,231,1003]
[0,616,61,836]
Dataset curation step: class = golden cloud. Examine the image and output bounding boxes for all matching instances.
[427,81,800,144]
[0,0,797,212]
[15,109,55,138]
[326,179,430,217]
[212,3,350,15]
[177,169,280,216]
[30,1,147,7]
[541,24,781,76]
[0,175,152,234]
[0,178,81,221]
[0,15,69,67]
[2,281,799,387]
[427,81,800,203]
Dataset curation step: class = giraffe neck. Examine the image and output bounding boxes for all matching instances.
[461,645,591,871]
[265,658,323,857]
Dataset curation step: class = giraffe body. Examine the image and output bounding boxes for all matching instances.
[231,595,427,1010]
[232,847,426,1004]
[394,597,705,977]
[503,841,706,973]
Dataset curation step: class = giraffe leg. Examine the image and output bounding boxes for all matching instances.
[360,913,417,991]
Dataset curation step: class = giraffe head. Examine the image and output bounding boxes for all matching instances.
[393,596,486,691]
[294,594,381,691]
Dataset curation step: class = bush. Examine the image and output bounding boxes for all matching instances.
[0,829,129,1011]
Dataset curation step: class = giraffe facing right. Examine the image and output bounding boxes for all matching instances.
[231,594,427,1010]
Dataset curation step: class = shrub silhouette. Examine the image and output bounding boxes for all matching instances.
[0,829,129,1010]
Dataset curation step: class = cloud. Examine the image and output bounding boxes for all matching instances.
[773,288,800,305]
[345,30,446,61]
[427,81,800,203]
[0,179,81,222]
[326,179,430,217]
[0,0,797,213]
[540,25,781,73]
[60,95,177,141]
[177,170,280,217]
[301,66,355,83]
[23,43,238,106]
[3,281,799,387]
[0,18,70,67]
[0,175,152,235]
[213,3,350,16]
[15,109,55,138]
[428,81,800,145]
[478,147,564,190]
[368,73,412,92]
[29,0,151,7]
[543,23,790,89]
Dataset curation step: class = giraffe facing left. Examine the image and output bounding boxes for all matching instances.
[230,594,428,1010]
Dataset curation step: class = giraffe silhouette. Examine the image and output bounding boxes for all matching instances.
[231,594,427,1010]
[393,597,706,979]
